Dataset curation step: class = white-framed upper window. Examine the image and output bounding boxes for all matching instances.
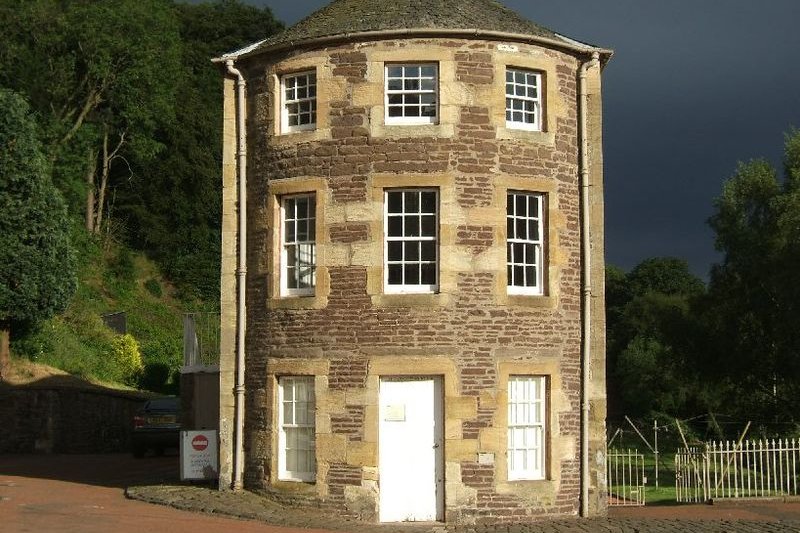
[278,376,316,482]
[507,191,544,295]
[508,375,546,481]
[281,193,316,296]
[385,64,438,125]
[385,189,438,293]
[282,70,317,133]
[506,68,542,131]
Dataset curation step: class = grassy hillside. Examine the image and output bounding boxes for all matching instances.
[11,232,209,394]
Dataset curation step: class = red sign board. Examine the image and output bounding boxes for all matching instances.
[191,434,209,451]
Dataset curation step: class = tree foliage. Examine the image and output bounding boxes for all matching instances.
[0,0,182,233]
[606,258,705,420]
[702,130,800,428]
[115,1,282,299]
[0,88,77,375]
[0,0,282,300]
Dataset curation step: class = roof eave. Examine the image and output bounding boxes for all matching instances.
[212,28,613,64]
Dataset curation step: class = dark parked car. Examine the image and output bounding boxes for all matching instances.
[132,396,181,458]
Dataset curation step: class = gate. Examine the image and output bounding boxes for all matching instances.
[607,449,646,506]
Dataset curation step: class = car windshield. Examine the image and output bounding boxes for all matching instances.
[145,397,179,411]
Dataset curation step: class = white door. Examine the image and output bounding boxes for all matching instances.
[379,377,443,522]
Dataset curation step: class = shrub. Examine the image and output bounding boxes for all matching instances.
[144,278,162,297]
[111,333,143,386]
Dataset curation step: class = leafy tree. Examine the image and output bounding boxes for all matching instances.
[0,0,182,233]
[0,89,77,378]
[606,258,705,419]
[115,0,283,298]
[703,130,800,429]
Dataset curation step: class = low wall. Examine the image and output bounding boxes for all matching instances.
[0,380,151,454]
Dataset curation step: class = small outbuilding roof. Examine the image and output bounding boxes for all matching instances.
[219,0,611,61]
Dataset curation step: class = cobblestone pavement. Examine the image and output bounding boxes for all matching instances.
[128,483,800,533]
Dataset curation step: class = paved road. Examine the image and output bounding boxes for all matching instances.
[0,454,325,533]
[3,454,800,532]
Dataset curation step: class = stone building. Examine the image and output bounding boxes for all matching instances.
[215,0,611,524]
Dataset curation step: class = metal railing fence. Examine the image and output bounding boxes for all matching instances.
[676,439,800,502]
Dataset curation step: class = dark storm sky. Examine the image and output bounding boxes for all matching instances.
[237,0,800,278]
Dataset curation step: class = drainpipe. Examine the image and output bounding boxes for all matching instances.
[226,59,247,491]
[578,51,600,518]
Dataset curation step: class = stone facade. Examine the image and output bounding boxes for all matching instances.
[219,34,607,524]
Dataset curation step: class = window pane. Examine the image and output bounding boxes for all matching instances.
[507,218,514,238]
[421,191,436,213]
[404,79,420,91]
[405,215,420,236]
[525,244,536,264]
[421,65,436,77]
[405,242,419,261]
[421,240,436,261]
[528,220,539,241]
[388,241,403,261]
[421,215,436,237]
[389,94,403,105]
[405,93,420,105]
[388,216,403,237]
[388,106,403,117]
[421,263,436,285]
[297,220,308,241]
[388,66,402,77]
[526,266,536,287]
[516,194,527,216]
[516,218,527,240]
[406,191,419,212]
[406,65,419,77]
[388,79,402,90]
[404,264,419,284]
[388,264,403,284]
[388,191,403,213]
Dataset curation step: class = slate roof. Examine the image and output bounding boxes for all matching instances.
[223,0,610,60]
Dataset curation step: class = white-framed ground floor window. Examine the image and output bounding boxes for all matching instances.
[507,375,547,480]
[278,376,316,481]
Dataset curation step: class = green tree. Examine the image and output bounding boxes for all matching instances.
[116,0,282,298]
[606,258,705,419]
[0,89,77,378]
[704,130,800,429]
[0,0,182,234]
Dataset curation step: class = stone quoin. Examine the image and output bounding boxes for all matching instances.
[215,0,611,524]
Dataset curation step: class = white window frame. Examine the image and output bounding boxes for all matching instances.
[385,63,439,125]
[278,376,316,482]
[507,375,547,481]
[505,68,542,131]
[281,70,317,133]
[384,188,439,294]
[280,193,316,297]
[507,191,544,295]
